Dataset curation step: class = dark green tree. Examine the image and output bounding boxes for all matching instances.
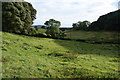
[44,19,65,38]
[2,1,37,34]
[72,20,91,30]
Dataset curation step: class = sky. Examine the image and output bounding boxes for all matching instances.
[25,0,119,27]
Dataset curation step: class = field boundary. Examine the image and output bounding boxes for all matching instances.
[8,32,120,44]
[58,38,120,44]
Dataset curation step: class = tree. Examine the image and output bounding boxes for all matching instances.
[80,21,91,30]
[2,1,37,34]
[72,23,79,30]
[44,19,64,38]
[72,20,91,30]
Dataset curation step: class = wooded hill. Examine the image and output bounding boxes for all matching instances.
[89,9,120,31]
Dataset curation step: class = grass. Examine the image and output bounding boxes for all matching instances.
[1,31,120,78]
[65,30,120,42]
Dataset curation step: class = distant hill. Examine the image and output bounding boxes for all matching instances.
[32,25,48,29]
[89,10,120,31]
[59,27,73,31]
[32,25,73,30]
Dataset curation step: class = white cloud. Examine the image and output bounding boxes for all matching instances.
[26,0,119,27]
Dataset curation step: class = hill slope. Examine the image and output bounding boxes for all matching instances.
[65,30,120,43]
[89,10,120,31]
[1,32,119,78]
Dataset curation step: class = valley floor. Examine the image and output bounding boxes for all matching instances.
[1,32,119,78]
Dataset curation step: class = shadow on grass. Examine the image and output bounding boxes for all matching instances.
[53,39,119,58]
[52,39,119,78]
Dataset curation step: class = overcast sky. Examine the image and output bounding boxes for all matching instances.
[25,0,119,27]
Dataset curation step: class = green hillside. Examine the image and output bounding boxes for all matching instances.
[65,30,120,43]
[1,32,119,78]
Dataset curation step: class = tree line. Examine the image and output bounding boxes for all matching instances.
[72,20,91,31]
[72,10,120,31]
[2,1,65,38]
[2,0,120,39]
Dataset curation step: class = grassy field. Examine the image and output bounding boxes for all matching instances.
[1,32,120,78]
[65,30,120,43]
